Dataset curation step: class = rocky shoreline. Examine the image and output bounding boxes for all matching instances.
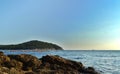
[0,51,99,74]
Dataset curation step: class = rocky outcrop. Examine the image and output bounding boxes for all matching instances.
[0,51,99,74]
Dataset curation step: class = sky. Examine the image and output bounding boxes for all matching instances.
[0,0,120,50]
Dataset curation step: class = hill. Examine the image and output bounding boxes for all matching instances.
[0,40,63,50]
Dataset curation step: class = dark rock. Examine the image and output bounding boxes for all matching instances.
[40,55,84,70]
[9,68,24,74]
[0,67,9,73]
[25,72,36,74]
[40,55,99,74]
[84,67,99,74]
[8,54,42,71]
[0,51,99,74]
[4,59,23,69]
[0,51,4,56]
[0,54,10,67]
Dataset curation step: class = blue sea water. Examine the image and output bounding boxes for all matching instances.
[1,50,120,74]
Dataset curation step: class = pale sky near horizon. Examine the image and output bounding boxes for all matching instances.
[0,0,120,50]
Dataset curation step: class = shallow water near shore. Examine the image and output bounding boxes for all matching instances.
[1,50,120,74]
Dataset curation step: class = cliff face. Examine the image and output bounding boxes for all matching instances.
[0,40,63,50]
[0,51,99,74]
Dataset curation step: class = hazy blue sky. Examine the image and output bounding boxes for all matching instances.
[0,0,120,50]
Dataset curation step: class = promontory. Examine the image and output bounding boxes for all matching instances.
[0,40,63,50]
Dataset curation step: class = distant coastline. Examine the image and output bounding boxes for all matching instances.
[0,40,63,50]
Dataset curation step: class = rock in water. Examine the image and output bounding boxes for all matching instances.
[39,55,99,74]
[0,51,100,74]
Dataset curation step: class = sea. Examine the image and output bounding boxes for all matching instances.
[1,50,120,74]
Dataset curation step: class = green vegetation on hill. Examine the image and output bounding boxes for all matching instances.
[0,40,63,50]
